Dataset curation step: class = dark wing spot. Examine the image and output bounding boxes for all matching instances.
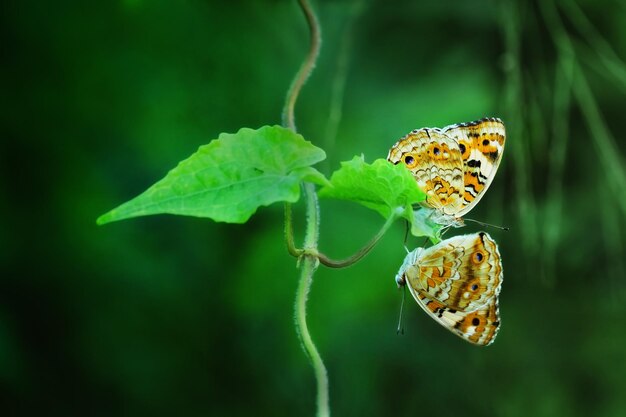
[466,183,479,193]
[482,139,490,146]
[471,284,478,291]
[433,147,440,155]
[472,317,481,326]
[466,159,481,168]
[404,155,414,165]
[459,143,466,154]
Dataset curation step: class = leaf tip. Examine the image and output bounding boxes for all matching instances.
[96,212,113,226]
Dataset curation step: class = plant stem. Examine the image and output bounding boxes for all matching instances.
[317,211,396,268]
[282,1,329,416]
[295,183,329,417]
[284,203,302,258]
[282,0,321,131]
[287,200,397,268]
[280,0,320,256]
[282,0,384,270]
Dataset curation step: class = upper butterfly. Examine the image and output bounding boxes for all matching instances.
[387,117,505,228]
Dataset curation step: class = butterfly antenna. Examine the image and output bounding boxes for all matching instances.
[396,285,406,335]
[464,218,510,231]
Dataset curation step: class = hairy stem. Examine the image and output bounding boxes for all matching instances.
[282,1,329,416]
[282,0,321,131]
[282,0,382,271]
[284,203,302,258]
[295,183,329,417]
[282,0,321,260]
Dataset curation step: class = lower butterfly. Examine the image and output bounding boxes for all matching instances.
[396,232,503,346]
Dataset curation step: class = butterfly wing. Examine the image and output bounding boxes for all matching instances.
[441,117,506,217]
[398,232,503,346]
[413,293,500,346]
[387,128,464,217]
[412,232,502,312]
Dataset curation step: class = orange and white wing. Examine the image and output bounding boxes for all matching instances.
[387,128,464,217]
[397,232,503,346]
[413,293,501,346]
[441,117,506,217]
[409,232,502,312]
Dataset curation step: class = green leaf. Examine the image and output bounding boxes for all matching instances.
[97,125,327,225]
[318,156,427,223]
[410,208,445,243]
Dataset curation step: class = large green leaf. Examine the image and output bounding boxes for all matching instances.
[97,126,328,225]
[318,156,427,224]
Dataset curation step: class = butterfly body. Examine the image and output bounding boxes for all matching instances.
[387,118,506,227]
[396,232,503,346]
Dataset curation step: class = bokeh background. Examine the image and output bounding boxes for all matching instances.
[3,0,626,415]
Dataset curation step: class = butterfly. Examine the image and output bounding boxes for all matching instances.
[395,232,502,346]
[387,117,506,228]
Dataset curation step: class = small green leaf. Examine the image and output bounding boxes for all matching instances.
[319,156,426,223]
[97,125,327,225]
[410,208,445,243]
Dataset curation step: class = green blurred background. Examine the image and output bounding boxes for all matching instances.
[3,0,626,415]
